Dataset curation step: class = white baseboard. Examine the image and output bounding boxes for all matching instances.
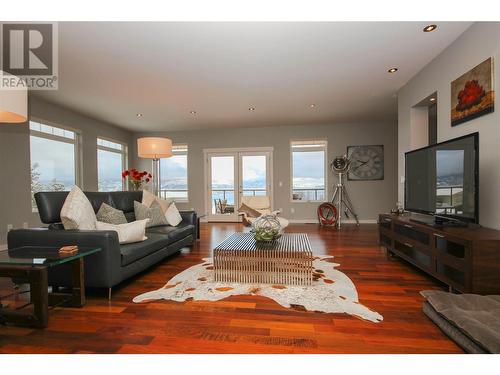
[200,218,377,224]
[341,219,378,224]
[288,219,377,224]
[0,244,7,251]
[288,219,318,224]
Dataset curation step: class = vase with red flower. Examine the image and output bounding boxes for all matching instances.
[122,168,152,191]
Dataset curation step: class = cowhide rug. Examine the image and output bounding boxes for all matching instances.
[133,255,383,323]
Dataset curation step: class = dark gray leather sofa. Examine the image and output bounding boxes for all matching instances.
[7,191,197,294]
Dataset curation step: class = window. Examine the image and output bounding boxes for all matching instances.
[291,140,327,202]
[159,144,188,201]
[30,120,80,209]
[97,138,127,191]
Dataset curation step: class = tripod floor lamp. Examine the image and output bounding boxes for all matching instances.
[137,137,173,196]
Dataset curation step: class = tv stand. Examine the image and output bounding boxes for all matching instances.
[408,213,469,228]
[408,213,438,227]
[378,213,500,294]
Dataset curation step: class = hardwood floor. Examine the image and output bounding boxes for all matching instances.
[0,223,463,353]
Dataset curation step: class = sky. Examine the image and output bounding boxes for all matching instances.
[436,150,464,176]
[98,149,122,180]
[31,136,126,183]
[160,154,188,182]
[30,136,75,183]
[292,150,325,188]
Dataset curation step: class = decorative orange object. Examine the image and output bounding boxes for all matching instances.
[317,203,338,226]
[59,245,78,256]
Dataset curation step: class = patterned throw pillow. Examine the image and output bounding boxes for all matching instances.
[96,203,127,225]
[134,200,168,228]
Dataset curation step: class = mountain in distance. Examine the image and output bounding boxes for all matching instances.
[437,173,463,187]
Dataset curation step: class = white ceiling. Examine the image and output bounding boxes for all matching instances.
[34,22,472,132]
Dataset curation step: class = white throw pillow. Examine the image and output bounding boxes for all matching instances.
[142,189,172,213]
[96,219,149,244]
[165,202,182,226]
[60,186,97,230]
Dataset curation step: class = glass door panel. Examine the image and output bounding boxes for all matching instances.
[241,155,267,197]
[208,154,238,221]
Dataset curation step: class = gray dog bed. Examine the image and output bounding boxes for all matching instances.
[421,290,500,354]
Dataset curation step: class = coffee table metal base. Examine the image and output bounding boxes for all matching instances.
[213,233,313,286]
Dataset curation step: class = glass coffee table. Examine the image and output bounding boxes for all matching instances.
[0,246,101,328]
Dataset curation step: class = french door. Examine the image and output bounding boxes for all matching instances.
[205,148,273,222]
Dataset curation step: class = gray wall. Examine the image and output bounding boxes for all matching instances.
[133,121,398,222]
[398,22,500,229]
[0,96,134,245]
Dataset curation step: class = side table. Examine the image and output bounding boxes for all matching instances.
[0,246,100,328]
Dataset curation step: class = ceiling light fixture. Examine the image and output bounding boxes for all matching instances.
[190,110,196,114]
[423,24,437,32]
[136,113,143,118]
[387,67,398,73]
[248,107,255,111]
[430,97,436,102]
[309,104,316,108]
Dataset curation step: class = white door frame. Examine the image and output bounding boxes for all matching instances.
[204,147,274,222]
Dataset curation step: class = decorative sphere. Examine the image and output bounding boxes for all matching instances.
[252,215,283,242]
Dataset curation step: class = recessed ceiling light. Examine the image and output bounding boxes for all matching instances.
[136,113,143,118]
[190,110,196,114]
[430,97,436,102]
[309,104,316,108]
[423,24,437,32]
[388,67,398,73]
[248,107,255,111]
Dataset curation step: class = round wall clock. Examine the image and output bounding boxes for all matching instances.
[347,145,384,180]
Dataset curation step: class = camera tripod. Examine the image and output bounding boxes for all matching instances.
[331,171,359,229]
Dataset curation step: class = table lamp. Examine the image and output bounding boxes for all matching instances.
[137,137,173,195]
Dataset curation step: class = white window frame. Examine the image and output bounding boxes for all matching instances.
[159,144,189,202]
[29,118,82,211]
[97,136,128,191]
[290,139,328,203]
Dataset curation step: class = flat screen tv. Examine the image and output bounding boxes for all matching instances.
[405,132,479,225]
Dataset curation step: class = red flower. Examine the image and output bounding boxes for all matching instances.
[121,168,152,185]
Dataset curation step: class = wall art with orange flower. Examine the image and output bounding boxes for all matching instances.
[451,57,494,127]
